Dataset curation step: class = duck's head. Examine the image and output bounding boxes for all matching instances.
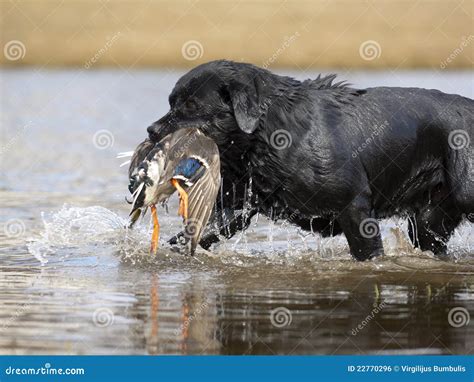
[128,143,168,221]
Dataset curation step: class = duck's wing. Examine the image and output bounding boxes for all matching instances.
[169,133,221,254]
[186,156,221,254]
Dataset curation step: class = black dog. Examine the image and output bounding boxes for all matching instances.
[147,60,473,260]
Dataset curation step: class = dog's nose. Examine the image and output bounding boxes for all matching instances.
[147,124,161,142]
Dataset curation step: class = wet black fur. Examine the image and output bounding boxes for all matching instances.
[147,60,474,260]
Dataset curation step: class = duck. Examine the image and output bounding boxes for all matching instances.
[125,128,221,255]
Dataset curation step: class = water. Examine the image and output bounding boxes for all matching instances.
[1,68,473,355]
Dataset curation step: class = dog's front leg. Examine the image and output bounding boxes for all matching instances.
[168,208,257,250]
[199,208,258,249]
[336,193,384,261]
[290,216,342,237]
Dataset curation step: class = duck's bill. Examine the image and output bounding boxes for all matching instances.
[128,208,142,229]
[127,180,147,228]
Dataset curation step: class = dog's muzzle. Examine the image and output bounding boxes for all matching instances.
[147,123,162,142]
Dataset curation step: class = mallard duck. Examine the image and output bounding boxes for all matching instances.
[126,128,221,255]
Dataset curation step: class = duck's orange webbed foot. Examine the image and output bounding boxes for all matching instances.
[150,204,160,255]
[171,179,189,220]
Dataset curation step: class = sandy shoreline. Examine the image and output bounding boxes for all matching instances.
[1,0,472,69]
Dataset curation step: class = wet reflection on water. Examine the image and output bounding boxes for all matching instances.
[1,69,473,355]
[1,229,473,355]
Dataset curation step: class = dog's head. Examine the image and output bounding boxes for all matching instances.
[147,60,275,147]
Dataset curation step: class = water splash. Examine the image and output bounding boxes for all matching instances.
[215,214,474,269]
[27,204,145,264]
[26,204,473,270]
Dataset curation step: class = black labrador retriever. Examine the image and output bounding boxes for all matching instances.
[147,60,473,260]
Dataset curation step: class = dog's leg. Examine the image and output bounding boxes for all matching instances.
[291,216,342,237]
[198,233,220,250]
[410,198,462,257]
[336,194,384,261]
[169,208,258,250]
[199,208,258,249]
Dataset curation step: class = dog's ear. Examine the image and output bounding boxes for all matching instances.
[228,79,265,134]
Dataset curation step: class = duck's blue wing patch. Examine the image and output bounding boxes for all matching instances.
[173,158,205,184]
